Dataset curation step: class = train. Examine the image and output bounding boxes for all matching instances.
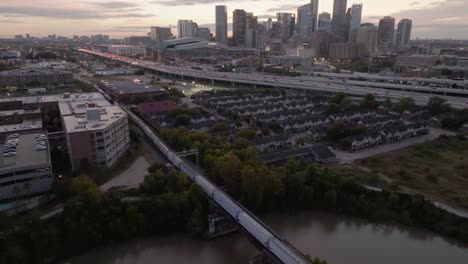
[126,110,309,264]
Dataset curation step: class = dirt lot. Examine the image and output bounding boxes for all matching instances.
[359,136,468,209]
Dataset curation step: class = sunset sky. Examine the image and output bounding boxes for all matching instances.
[0,0,467,39]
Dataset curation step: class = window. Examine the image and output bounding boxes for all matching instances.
[0,172,14,179]
[97,146,104,151]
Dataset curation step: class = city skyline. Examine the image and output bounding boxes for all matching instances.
[0,0,467,39]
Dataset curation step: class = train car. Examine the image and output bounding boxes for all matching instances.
[194,175,216,196]
[268,238,308,264]
[238,212,273,245]
[212,190,243,220]
[179,163,198,181]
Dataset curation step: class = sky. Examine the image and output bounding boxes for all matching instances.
[0,0,467,39]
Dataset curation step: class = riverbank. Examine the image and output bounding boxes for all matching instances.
[69,211,468,264]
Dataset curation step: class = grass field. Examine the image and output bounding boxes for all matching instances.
[359,136,468,209]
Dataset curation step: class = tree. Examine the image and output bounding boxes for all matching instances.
[173,114,191,127]
[395,97,415,111]
[427,96,450,115]
[141,169,168,195]
[362,93,377,109]
[384,98,392,108]
[330,92,346,104]
[235,129,256,140]
[211,122,229,133]
[69,175,101,201]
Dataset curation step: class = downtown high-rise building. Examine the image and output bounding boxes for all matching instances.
[331,0,348,42]
[245,13,258,48]
[178,20,198,38]
[276,12,296,42]
[356,23,378,54]
[215,5,228,44]
[378,16,395,44]
[350,3,363,31]
[233,9,247,46]
[297,0,319,39]
[396,19,412,48]
[318,12,332,32]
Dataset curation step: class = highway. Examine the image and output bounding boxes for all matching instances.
[78,49,468,109]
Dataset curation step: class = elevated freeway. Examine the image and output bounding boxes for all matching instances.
[79,48,468,109]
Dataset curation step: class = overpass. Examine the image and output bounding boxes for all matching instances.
[79,48,468,109]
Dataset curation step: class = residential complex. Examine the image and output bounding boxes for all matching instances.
[0,69,73,88]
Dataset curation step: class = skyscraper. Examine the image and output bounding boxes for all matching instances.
[356,23,378,54]
[350,3,363,31]
[233,9,247,46]
[215,5,228,44]
[344,8,352,42]
[318,12,332,32]
[245,13,258,48]
[178,20,198,38]
[297,4,312,38]
[378,16,395,44]
[396,19,412,48]
[297,0,319,38]
[276,12,296,42]
[311,0,319,32]
[332,0,348,42]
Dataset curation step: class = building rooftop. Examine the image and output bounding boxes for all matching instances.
[0,68,70,77]
[0,133,50,172]
[62,105,127,133]
[100,79,166,95]
[0,92,127,134]
[0,119,42,134]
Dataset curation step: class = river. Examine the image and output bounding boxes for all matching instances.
[69,212,468,264]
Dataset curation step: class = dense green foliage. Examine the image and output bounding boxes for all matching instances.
[161,126,468,245]
[0,172,207,264]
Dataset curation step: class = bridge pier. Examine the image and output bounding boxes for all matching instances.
[249,252,277,264]
[211,79,214,85]
[207,203,237,238]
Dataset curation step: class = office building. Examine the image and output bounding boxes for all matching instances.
[356,23,378,54]
[311,30,332,58]
[329,42,365,59]
[0,133,53,202]
[150,27,172,43]
[344,8,352,42]
[318,12,332,32]
[378,16,395,44]
[215,5,228,44]
[331,0,348,42]
[396,19,412,48]
[178,20,198,38]
[196,28,212,41]
[245,13,258,48]
[233,9,247,46]
[123,36,152,46]
[350,3,363,31]
[276,12,296,41]
[297,0,319,38]
[0,93,130,172]
[107,45,147,56]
